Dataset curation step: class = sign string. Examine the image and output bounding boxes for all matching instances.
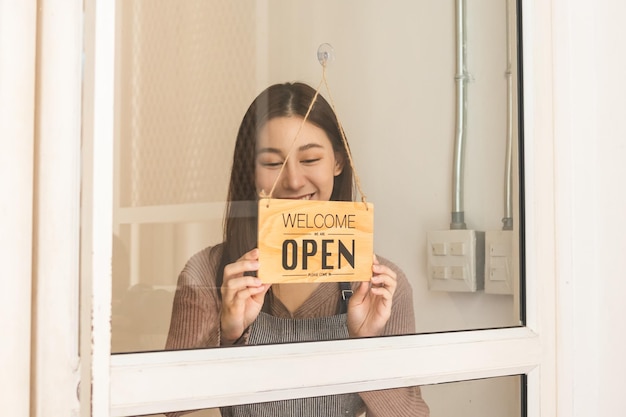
[262,50,368,209]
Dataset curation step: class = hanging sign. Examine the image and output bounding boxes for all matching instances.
[258,199,374,283]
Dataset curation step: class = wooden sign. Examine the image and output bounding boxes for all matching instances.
[257,198,374,283]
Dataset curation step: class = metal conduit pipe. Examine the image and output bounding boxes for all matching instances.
[451,0,468,230]
[502,0,514,231]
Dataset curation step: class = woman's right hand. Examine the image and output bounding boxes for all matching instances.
[220,248,270,345]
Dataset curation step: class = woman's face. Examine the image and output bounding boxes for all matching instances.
[255,116,343,201]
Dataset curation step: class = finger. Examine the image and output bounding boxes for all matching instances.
[372,262,396,279]
[370,264,397,298]
[222,286,265,313]
[371,269,397,286]
[349,280,370,304]
[368,282,395,300]
[372,263,396,287]
[370,275,396,298]
[250,283,272,302]
[223,258,260,281]
[231,283,267,302]
[223,248,260,279]
[238,248,259,261]
[221,275,263,303]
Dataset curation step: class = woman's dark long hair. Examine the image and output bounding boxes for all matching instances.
[216,82,354,289]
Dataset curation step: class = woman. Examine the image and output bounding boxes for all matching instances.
[166,82,429,416]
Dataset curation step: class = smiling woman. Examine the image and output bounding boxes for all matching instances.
[162,81,429,416]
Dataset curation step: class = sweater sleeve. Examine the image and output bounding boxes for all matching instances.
[165,247,222,350]
[358,256,430,416]
[164,248,223,417]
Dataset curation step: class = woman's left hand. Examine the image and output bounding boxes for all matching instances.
[346,254,397,338]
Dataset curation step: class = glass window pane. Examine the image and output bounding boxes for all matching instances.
[122,375,521,417]
[112,0,524,355]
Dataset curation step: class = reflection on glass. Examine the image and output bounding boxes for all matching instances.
[111,0,522,355]
[127,376,521,417]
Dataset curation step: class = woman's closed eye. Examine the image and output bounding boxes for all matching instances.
[259,160,284,168]
[260,158,319,168]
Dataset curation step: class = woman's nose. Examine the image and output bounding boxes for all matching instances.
[281,160,305,190]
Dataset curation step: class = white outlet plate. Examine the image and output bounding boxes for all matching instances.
[426,230,485,292]
[484,230,514,295]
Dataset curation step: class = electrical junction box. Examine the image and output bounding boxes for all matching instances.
[427,229,485,292]
[484,230,514,295]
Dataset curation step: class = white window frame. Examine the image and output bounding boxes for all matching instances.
[77,0,557,416]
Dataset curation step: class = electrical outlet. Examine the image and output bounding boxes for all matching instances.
[426,230,485,292]
[484,230,514,295]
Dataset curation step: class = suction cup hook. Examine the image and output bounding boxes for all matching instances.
[317,43,335,66]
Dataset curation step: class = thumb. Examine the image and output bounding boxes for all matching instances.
[350,281,369,303]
